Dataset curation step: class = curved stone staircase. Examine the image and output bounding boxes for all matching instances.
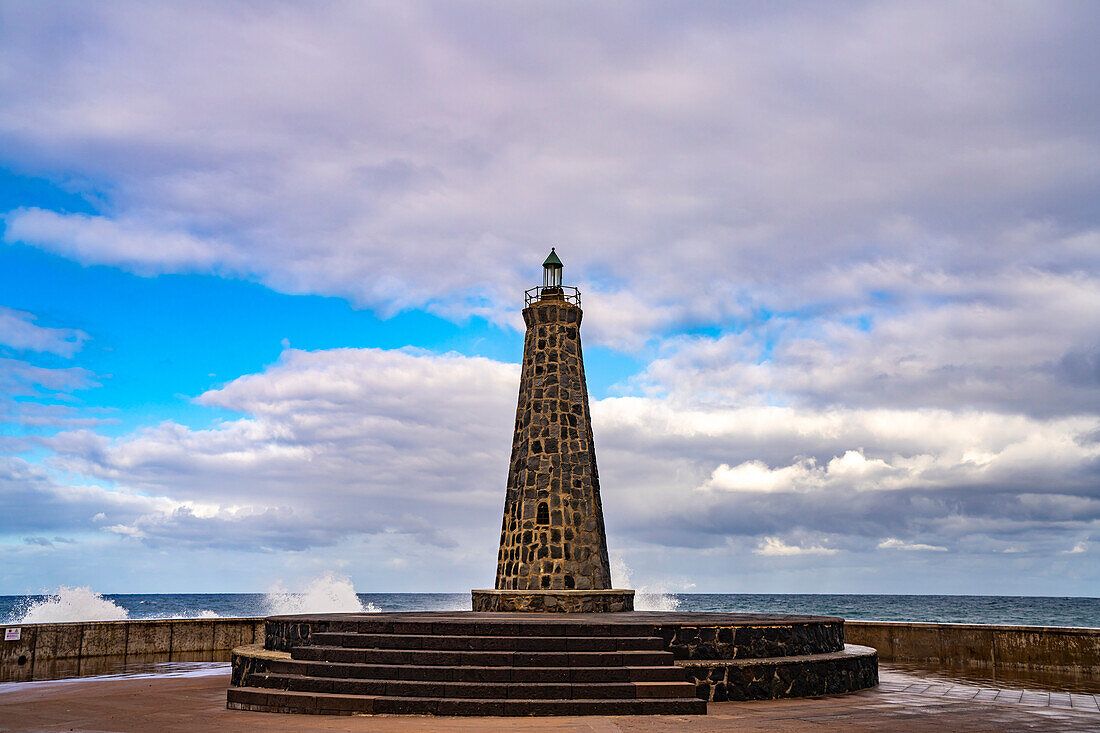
[228,615,706,716]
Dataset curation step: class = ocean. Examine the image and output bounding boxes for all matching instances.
[1,587,1097,627]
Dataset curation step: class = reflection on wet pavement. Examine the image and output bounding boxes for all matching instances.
[882,661,1099,694]
[880,665,1100,712]
[0,655,230,689]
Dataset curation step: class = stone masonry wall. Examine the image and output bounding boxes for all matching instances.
[494,297,612,592]
[471,589,634,613]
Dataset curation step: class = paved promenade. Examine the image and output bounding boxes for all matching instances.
[0,666,1097,732]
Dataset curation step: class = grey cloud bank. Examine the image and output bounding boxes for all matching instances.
[20,346,1099,594]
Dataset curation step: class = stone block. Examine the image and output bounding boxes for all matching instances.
[991,626,1099,671]
[34,623,84,660]
[126,621,172,655]
[171,620,215,653]
[846,621,894,658]
[888,623,943,663]
[80,622,128,658]
[941,624,994,667]
[213,620,251,651]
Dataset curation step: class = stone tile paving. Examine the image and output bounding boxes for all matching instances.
[1,667,1098,732]
[686,667,1100,733]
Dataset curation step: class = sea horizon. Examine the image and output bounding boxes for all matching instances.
[3,588,1097,629]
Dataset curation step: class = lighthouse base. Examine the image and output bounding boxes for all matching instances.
[471,588,635,613]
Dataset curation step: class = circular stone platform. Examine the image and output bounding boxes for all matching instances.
[228,611,877,715]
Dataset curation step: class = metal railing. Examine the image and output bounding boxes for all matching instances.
[524,286,581,307]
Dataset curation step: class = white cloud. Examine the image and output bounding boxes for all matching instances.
[104,524,145,539]
[754,537,838,556]
[701,459,817,493]
[700,451,899,494]
[0,306,88,357]
[0,347,100,431]
[0,307,100,433]
[878,538,948,552]
[3,209,223,273]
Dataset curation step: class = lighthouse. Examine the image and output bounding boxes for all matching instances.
[472,250,634,613]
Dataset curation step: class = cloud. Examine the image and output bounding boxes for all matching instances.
[23,346,1095,573]
[588,394,1100,560]
[700,451,898,494]
[635,267,1100,417]
[754,537,838,556]
[0,357,97,397]
[0,307,100,432]
[0,356,101,431]
[3,209,223,274]
[0,306,88,356]
[0,456,172,537]
[0,2,1097,352]
[878,538,948,552]
[42,347,519,552]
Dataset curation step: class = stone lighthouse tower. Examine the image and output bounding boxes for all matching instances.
[472,250,634,613]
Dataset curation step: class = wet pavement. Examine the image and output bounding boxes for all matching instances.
[883,660,1099,694]
[0,663,1096,732]
[879,665,1100,713]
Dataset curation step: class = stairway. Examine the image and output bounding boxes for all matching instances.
[227,617,706,716]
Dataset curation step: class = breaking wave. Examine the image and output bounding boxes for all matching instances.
[263,572,380,615]
[13,586,130,623]
[611,556,682,612]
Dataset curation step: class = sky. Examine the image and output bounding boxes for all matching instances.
[1,1,1098,597]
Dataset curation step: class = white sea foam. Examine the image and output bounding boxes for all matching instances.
[611,556,682,612]
[15,586,130,623]
[263,572,380,615]
[163,609,222,619]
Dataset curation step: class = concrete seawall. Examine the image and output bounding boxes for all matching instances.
[3,618,1096,683]
[1,618,264,682]
[846,621,1099,675]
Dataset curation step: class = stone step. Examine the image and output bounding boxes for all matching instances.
[248,672,697,700]
[310,631,666,652]
[291,645,674,668]
[227,687,707,716]
[266,657,688,683]
[315,618,659,638]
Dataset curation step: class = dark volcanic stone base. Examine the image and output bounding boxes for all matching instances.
[264,611,845,655]
[471,589,634,613]
[679,645,878,701]
[241,611,877,716]
[654,618,844,660]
